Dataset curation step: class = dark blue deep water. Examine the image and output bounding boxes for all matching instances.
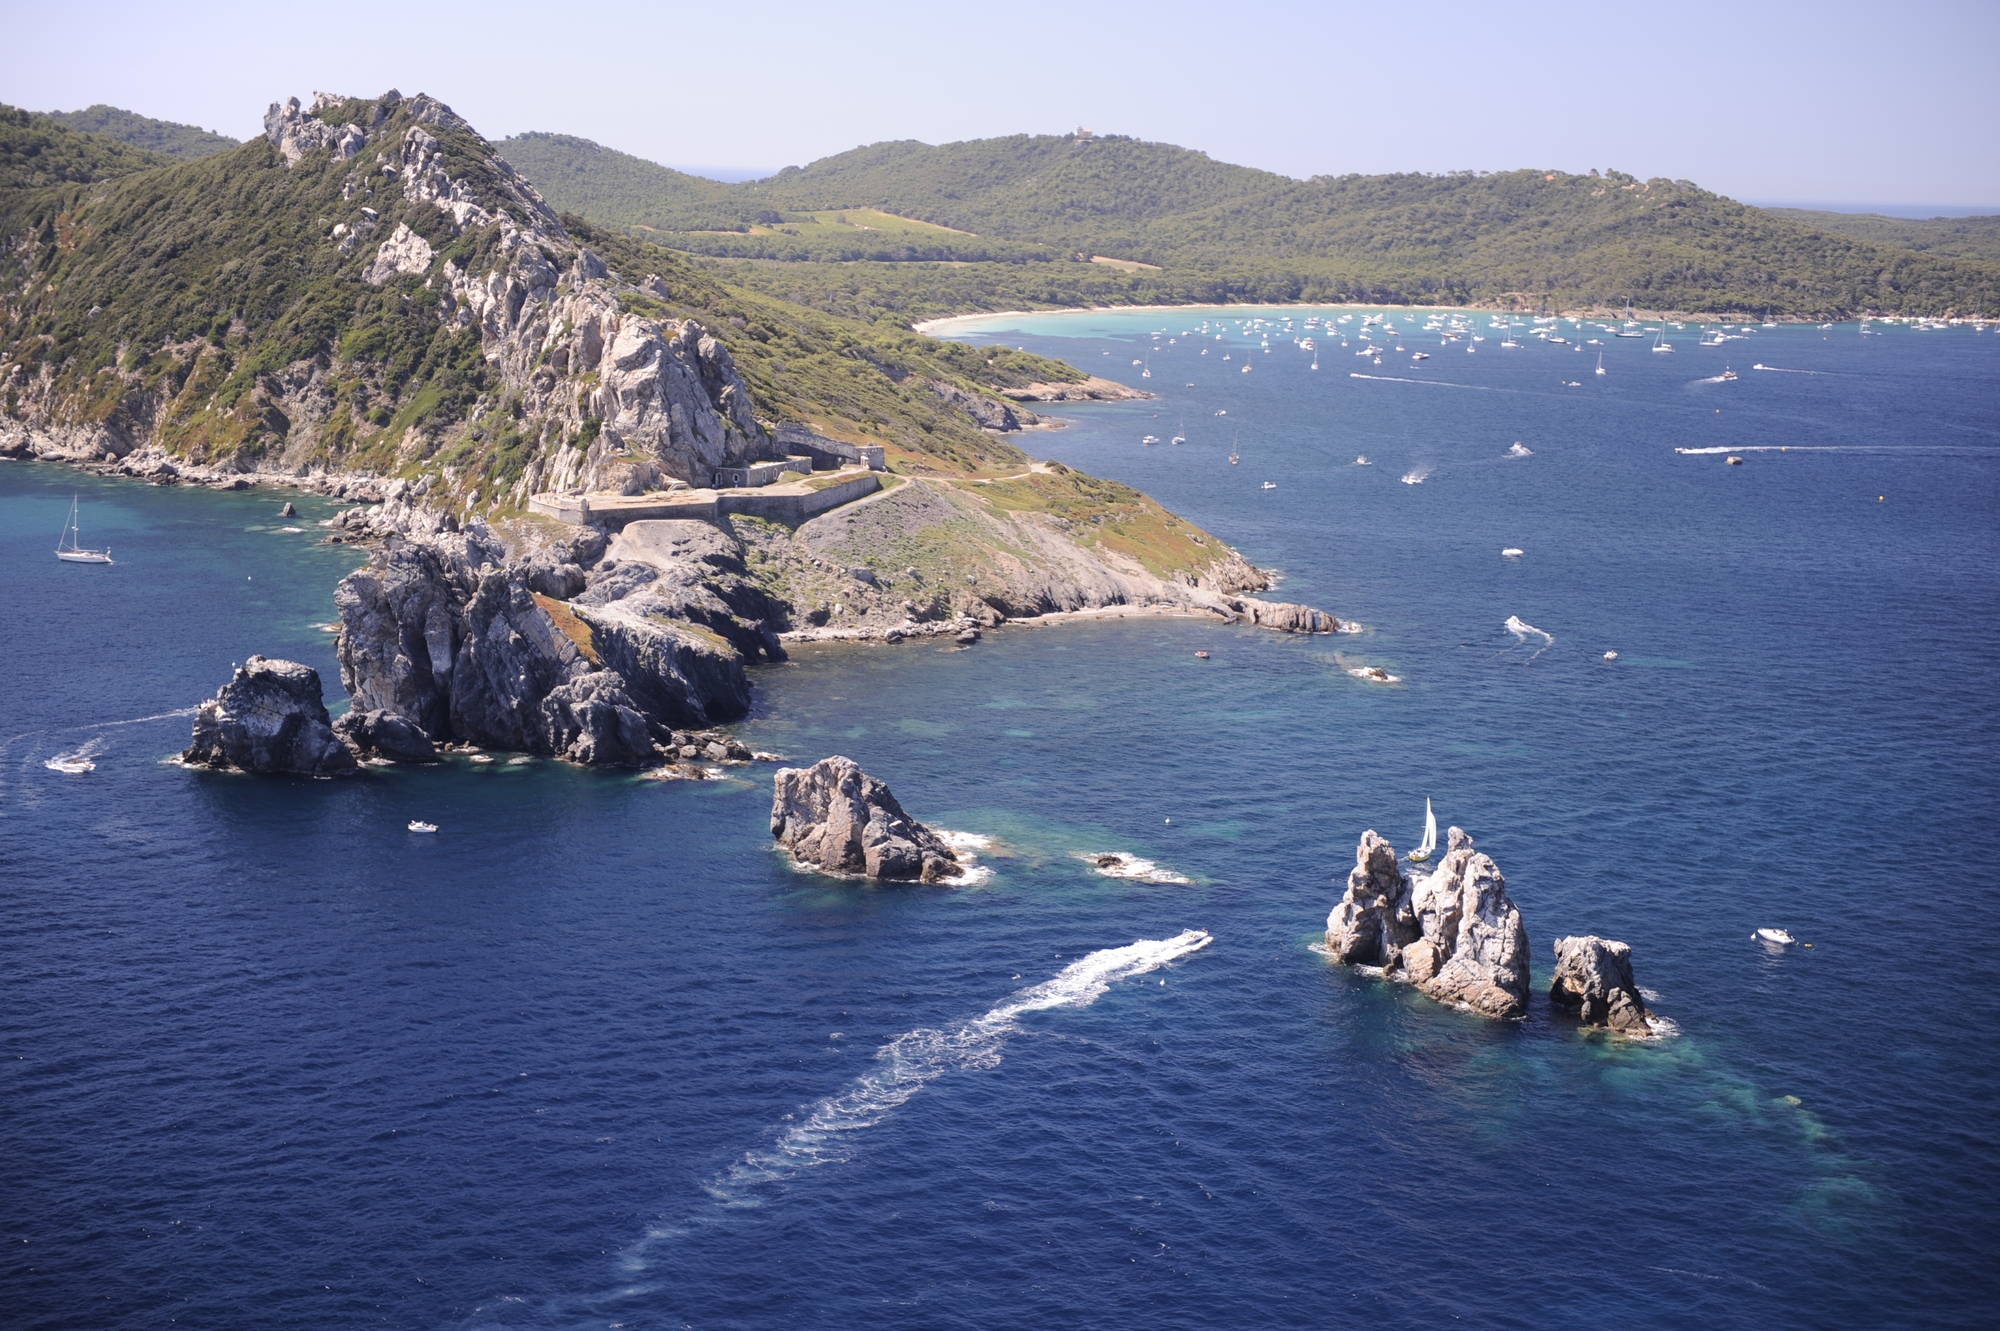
[5,311,1998,1329]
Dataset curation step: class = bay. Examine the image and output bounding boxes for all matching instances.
[3,309,1996,1329]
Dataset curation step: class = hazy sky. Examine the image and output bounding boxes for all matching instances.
[5,0,1995,208]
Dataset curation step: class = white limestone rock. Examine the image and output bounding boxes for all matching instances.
[1324,830,1418,964]
[363,223,434,285]
[1324,826,1531,1020]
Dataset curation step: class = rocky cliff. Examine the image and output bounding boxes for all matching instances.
[1325,826,1531,1019]
[331,495,782,763]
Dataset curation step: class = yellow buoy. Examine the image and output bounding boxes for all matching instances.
[1879,496,1885,502]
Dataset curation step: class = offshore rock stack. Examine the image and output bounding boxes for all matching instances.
[181,657,357,778]
[770,756,962,883]
[1324,826,1532,1019]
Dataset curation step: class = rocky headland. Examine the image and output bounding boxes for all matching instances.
[1324,826,1531,1019]
[771,756,961,882]
[3,89,1347,771]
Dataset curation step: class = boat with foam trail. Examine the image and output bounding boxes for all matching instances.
[55,495,112,564]
[1409,798,1438,864]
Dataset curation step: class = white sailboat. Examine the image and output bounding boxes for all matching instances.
[1409,798,1438,864]
[1228,436,1240,466]
[1595,352,1606,376]
[1171,414,1186,446]
[1652,323,1674,354]
[55,495,112,564]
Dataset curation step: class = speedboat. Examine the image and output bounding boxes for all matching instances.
[1755,928,1795,945]
[408,820,439,833]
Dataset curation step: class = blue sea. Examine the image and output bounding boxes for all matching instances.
[4,310,1997,1329]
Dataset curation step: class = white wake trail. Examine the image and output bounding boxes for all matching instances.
[1504,615,1554,662]
[702,929,1213,1207]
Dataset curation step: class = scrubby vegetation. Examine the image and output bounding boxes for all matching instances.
[43,105,239,162]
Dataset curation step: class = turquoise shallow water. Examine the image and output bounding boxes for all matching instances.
[3,310,1997,1329]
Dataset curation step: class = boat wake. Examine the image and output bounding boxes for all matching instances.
[1350,373,1510,392]
[1401,467,1431,486]
[1504,615,1554,661]
[45,737,106,774]
[1750,364,1830,375]
[1077,851,1192,884]
[614,930,1214,1276]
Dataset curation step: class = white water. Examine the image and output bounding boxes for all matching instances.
[699,930,1213,1209]
[1401,467,1431,486]
[1077,851,1193,885]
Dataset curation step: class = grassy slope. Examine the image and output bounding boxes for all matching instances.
[512,130,2000,319]
[44,105,239,162]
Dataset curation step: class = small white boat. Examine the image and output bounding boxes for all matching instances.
[1755,928,1795,945]
[408,820,439,834]
[1142,435,1160,445]
[1603,650,1619,661]
[1502,547,1524,558]
[1410,351,1430,361]
[1409,798,1438,864]
[1261,481,1277,490]
[1595,353,1606,377]
[55,495,112,564]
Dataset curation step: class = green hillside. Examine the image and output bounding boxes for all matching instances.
[0,104,176,188]
[495,133,733,228]
[509,129,2000,319]
[44,104,239,161]
[0,99,1081,495]
[1764,208,2000,266]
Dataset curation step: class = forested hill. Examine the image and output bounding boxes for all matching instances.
[507,130,2000,320]
[1763,207,2000,266]
[43,105,240,161]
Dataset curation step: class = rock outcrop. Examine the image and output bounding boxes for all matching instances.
[1550,936,1651,1034]
[1324,826,1531,1019]
[182,656,357,777]
[1325,831,1418,964]
[770,756,961,882]
[333,511,770,766]
[332,708,437,763]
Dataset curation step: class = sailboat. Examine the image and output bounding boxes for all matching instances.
[1171,414,1186,446]
[1651,322,1674,354]
[1141,352,1152,380]
[55,495,112,564]
[1228,436,1240,466]
[1408,798,1438,864]
[1595,352,1606,376]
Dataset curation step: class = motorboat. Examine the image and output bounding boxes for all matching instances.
[408,821,439,834]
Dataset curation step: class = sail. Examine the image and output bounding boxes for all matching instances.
[1411,797,1438,861]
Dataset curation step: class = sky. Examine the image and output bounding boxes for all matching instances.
[4,0,1995,211]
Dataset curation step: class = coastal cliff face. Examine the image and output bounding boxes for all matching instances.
[332,499,774,763]
[771,756,961,882]
[1325,826,1531,1019]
